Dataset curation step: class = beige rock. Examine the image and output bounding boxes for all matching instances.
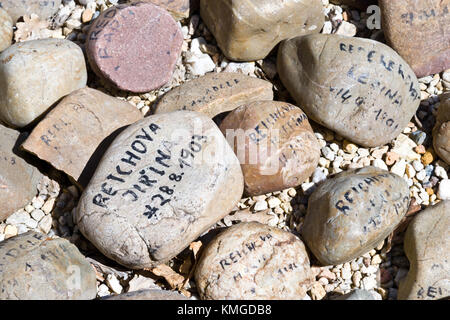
[75,111,244,269]
[103,289,188,300]
[0,0,61,22]
[200,0,324,61]
[302,166,410,265]
[22,87,143,186]
[398,201,450,300]
[136,0,194,21]
[219,101,320,196]
[195,222,314,300]
[0,8,12,51]
[278,34,421,147]
[0,39,87,128]
[154,72,273,118]
[433,93,450,165]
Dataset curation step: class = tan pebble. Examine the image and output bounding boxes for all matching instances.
[426,188,434,196]
[81,9,93,23]
[385,151,399,165]
[414,145,426,154]
[343,140,358,154]
[309,282,326,300]
[41,198,56,214]
[421,151,434,165]
[371,254,382,265]
[4,225,18,239]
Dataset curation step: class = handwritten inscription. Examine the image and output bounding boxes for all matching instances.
[416,285,448,299]
[400,5,449,25]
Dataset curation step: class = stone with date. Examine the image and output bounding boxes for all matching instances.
[103,289,187,300]
[195,222,314,300]
[0,231,97,300]
[433,93,450,165]
[75,111,243,269]
[154,72,273,118]
[277,34,421,147]
[22,87,143,187]
[302,166,410,265]
[86,2,183,93]
[0,7,12,51]
[200,0,323,61]
[219,101,320,196]
[0,0,61,22]
[380,0,450,78]
[398,201,450,300]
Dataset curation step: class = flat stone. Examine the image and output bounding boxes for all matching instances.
[302,166,410,265]
[136,0,194,21]
[0,231,97,299]
[22,87,143,186]
[86,2,183,93]
[200,0,324,61]
[0,125,43,221]
[0,39,87,128]
[398,201,450,300]
[103,289,187,300]
[0,0,61,22]
[277,34,421,147]
[154,72,273,118]
[75,111,243,269]
[220,101,320,196]
[0,8,12,51]
[433,93,450,165]
[380,0,450,77]
[195,222,314,300]
[332,289,376,300]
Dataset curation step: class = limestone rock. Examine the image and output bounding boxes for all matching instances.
[0,7,12,51]
[0,0,61,23]
[278,34,421,147]
[433,93,450,165]
[302,166,410,265]
[103,289,187,300]
[75,111,244,269]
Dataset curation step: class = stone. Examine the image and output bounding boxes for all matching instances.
[335,21,357,37]
[0,39,87,128]
[332,289,376,300]
[0,125,43,221]
[398,201,450,300]
[22,87,143,186]
[86,2,183,93]
[391,134,420,161]
[302,166,410,265]
[103,289,188,300]
[0,231,97,299]
[0,0,61,22]
[219,101,320,196]
[195,222,314,300]
[433,93,450,165]
[200,0,324,61]
[329,0,377,10]
[278,34,421,147]
[0,7,12,52]
[438,179,450,200]
[380,0,450,78]
[75,111,243,269]
[137,0,193,21]
[154,72,273,118]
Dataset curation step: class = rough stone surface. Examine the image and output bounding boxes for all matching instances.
[200,0,324,61]
[137,0,194,21]
[154,72,273,118]
[0,231,97,300]
[0,125,43,222]
[103,289,187,300]
[0,0,61,22]
[380,0,450,78]
[22,87,143,186]
[398,201,450,300]
[302,166,410,265]
[433,93,450,165]
[332,289,376,300]
[219,101,320,196]
[75,111,244,269]
[0,7,12,51]
[86,2,183,93]
[277,34,421,147]
[0,39,87,128]
[195,222,314,300]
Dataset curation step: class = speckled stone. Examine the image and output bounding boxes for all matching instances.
[0,7,12,51]
[86,2,183,93]
[103,289,187,300]
[0,0,61,22]
[433,93,450,165]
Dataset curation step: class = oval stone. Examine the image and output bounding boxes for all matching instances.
[103,289,187,300]
[200,0,324,61]
[433,93,450,165]
[277,34,421,147]
[0,39,87,128]
[0,0,61,22]
[219,101,320,196]
[86,2,183,93]
[302,166,410,265]
[0,231,97,300]
[0,8,12,51]
[195,222,313,300]
[75,111,244,269]
[398,201,450,300]
[154,72,273,118]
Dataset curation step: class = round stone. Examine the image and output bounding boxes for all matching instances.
[86,2,183,93]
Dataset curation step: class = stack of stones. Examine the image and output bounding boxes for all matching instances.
[0,0,448,300]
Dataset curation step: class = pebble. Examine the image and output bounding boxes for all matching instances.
[4,224,17,239]
[390,159,406,177]
[335,21,357,37]
[39,212,54,234]
[421,151,434,165]
[0,7,12,51]
[391,134,421,161]
[254,200,268,211]
[437,179,450,200]
[412,160,425,172]
[0,0,61,22]
[433,93,450,165]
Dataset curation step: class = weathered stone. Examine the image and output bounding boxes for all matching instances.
[330,0,377,10]
[332,289,376,300]
[0,0,61,23]
[219,101,320,196]
[398,201,450,300]
[195,222,314,300]
[136,0,195,21]
[154,73,273,118]
[0,39,87,128]
[22,87,143,186]
[200,0,324,61]
[86,2,183,93]
[302,166,410,265]
[380,0,450,78]
[75,111,243,269]
[0,231,97,299]
[277,34,421,147]
[103,289,187,300]
[433,93,450,165]
[0,125,43,222]
[0,8,12,51]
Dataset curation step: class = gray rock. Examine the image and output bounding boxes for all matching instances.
[332,289,376,300]
[0,0,62,22]
[103,289,188,300]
